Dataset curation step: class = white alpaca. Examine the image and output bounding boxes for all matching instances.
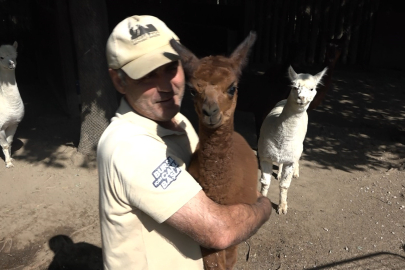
[0,41,24,168]
[258,66,327,214]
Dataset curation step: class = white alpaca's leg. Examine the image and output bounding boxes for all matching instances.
[277,163,283,180]
[278,163,294,214]
[293,161,299,178]
[0,130,13,168]
[259,158,273,197]
[2,125,17,168]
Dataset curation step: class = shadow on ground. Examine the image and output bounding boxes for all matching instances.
[48,235,102,270]
[311,252,405,269]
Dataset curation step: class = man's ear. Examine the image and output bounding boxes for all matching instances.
[109,68,126,94]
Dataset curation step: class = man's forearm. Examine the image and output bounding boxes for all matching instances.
[218,196,272,248]
[166,191,272,250]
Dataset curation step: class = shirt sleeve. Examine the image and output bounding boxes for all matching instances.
[111,134,202,223]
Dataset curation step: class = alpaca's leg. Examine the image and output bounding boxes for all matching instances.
[0,130,13,168]
[202,247,226,269]
[278,163,294,214]
[277,163,283,180]
[3,125,18,168]
[5,125,17,158]
[225,245,238,270]
[293,161,299,178]
[259,158,273,196]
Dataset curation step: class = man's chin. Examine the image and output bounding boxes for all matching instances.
[160,107,180,120]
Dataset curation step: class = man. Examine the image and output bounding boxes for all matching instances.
[98,15,272,269]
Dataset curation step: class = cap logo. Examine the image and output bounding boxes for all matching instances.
[129,24,160,45]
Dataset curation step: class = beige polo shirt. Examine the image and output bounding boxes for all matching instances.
[97,98,203,270]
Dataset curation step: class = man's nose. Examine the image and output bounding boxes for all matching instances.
[156,74,173,92]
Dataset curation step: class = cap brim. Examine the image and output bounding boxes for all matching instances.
[121,43,180,80]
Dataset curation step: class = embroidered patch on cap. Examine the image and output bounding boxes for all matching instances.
[129,24,160,45]
[152,157,181,189]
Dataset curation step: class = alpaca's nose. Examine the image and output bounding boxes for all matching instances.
[297,96,307,104]
[202,104,219,116]
[8,60,15,69]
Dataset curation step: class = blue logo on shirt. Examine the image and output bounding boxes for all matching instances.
[152,157,181,189]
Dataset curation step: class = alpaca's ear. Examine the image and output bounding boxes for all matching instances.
[13,41,18,50]
[230,31,256,76]
[314,67,328,85]
[288,66,298,81]
[170,39,199,78]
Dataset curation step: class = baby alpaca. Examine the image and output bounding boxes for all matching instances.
[0,41,24,168]
[258,66,327,214]
[171,32,259,270]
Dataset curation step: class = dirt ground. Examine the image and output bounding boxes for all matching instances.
[1,66,404,270]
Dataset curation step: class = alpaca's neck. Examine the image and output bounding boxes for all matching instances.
[0,68,17,85]
[278,94,308,123]
[198,117,234,159]
[196,117,235,186]
[0,68,21,102]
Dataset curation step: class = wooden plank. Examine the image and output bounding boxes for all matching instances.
[349,0,364,64]
[341,0,358,64]
[263,0,274,64]
[318,0,331,64]
[284,0,297,64]
[308,0,321,64]
[269,0,282,63]
[276,0,290,64]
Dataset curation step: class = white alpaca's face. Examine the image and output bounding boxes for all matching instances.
[288,66,327,109]
[0,44,18,70]
[290,76,318,107]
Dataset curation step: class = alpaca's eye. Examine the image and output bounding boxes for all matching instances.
[0,57,3,60]
[227,86,236,96]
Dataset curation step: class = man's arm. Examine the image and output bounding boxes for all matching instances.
[165,190,272,250]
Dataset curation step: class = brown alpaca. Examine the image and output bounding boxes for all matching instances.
[307,37,344,111]
[170,32,258,270]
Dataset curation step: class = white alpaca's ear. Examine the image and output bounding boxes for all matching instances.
[288,66,298,81]
[13,41,18,50]
[314,67,328,85]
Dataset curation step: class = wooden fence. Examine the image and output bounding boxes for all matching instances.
[243,0,380,66]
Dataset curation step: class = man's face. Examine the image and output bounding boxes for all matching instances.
[122,61,185,123]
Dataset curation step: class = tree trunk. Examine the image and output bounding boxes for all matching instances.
[68,0,117,155]
[56,0,80,119]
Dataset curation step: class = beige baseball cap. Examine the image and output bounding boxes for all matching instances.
[106,15,180,80]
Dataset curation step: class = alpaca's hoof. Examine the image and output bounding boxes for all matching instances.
[277,203,287,215]
[5,162,14,168]
[293,172,299,178]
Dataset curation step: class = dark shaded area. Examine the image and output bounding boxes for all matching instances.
[0,0,403,168]
[48,235,102,270]
[311,252,405,269]
[302,67,405,173]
